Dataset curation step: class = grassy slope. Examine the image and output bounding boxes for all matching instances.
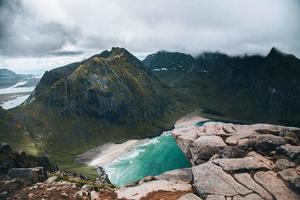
[7,90,186,177]
[148,50,300,127]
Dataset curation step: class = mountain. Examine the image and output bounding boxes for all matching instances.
[143,51,195,87]
[0,68,40,88]
[143,51,195,71]
[0,69,20,88]
[6,47,179,173]
[143,47,300,126]
[29,47,170,123]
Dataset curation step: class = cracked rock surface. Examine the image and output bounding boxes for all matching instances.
[172,116,300,200]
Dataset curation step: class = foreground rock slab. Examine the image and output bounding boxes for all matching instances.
[172,118,300,200]
[116,179,191,200]
[192,162,251,196]
[254,171,299,200]
[178,193,203,200]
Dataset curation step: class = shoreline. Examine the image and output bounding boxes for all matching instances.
[76,139,149,168]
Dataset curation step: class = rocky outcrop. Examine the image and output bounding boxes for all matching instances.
[8,167,47,185]
[172,118,300,200]
[6,171,116,200]
[116,179,191,200]
[0,143,57,175]
[96,167,111,184]
[0,143,58,198]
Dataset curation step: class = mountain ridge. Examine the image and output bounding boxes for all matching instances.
[2,47,182,174]
[143,47,300,126]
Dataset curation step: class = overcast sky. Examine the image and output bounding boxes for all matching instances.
[0,0,300,73]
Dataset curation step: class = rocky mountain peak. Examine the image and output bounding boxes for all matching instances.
[30,48,170,123]
[267,47,285,58]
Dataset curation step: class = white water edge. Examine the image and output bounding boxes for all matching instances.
[1,94,30,109]
[0,81,35,95]
[77,139,149,167]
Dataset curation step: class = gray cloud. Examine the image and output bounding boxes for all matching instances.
[0,0,80,56]
[0,0,300,58]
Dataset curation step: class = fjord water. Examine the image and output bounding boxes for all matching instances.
[104,132,191,186]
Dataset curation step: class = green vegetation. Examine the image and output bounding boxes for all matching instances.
[0,48,188,177]
[143,47,300,127]
[50,172,115,190]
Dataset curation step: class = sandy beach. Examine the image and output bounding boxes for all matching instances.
[76,139,148,167]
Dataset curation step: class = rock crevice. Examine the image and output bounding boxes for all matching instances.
[172,118,300,200]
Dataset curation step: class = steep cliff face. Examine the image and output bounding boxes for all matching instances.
[30,47,170,123]
[143,48,300,126]
[7,48,178,170]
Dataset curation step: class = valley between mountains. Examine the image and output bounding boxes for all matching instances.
[0,47,300,199]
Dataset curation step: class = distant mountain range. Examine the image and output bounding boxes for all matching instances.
[0,68,40,88]
[143,47,300,126]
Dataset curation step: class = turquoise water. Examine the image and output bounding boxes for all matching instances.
[104,132,191,186]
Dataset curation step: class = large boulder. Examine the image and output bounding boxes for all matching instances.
[190,135,227,164]
[220,146,246,158]
[277,144,300,160]
[155,168,192,183]
[212,153,274,172]
[96,167,111,184]
[254,134,287,153]
[233,173,273,200]
[192,162,251,197]
[8,167,47,185]
[278,167,300,190]
[254,171,299,200]
[0,143,57,175]
[116,179,191,200]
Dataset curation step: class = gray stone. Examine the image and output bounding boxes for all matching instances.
[232,193,263,200]
[276,159,295,170]
[116,179,191,200]
[155,168,192,183]
[254,171,299,200]
[254,134,287,153]
[247,151,276,169]
[174,128,199,158]
[212,155,273,172]
[190,135,227,164]
[192,162,251,197]
[209,154,220,161]
[225,130,257,146]
[281,132,299,145]
[220,146,246,158]
[178,193,202,200]
[278,168,300,190]
[277,144,300,160]
[96,167,111,184]
[81,184,94,190]
[8,167,47,185]
[90,190,100,200]
[199,122,234,137]
[234,173,273,200]
[76,190,89,198]
[206,195,225,200]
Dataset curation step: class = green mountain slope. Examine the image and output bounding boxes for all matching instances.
[143,47,300,126]
[4,48,180,173]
